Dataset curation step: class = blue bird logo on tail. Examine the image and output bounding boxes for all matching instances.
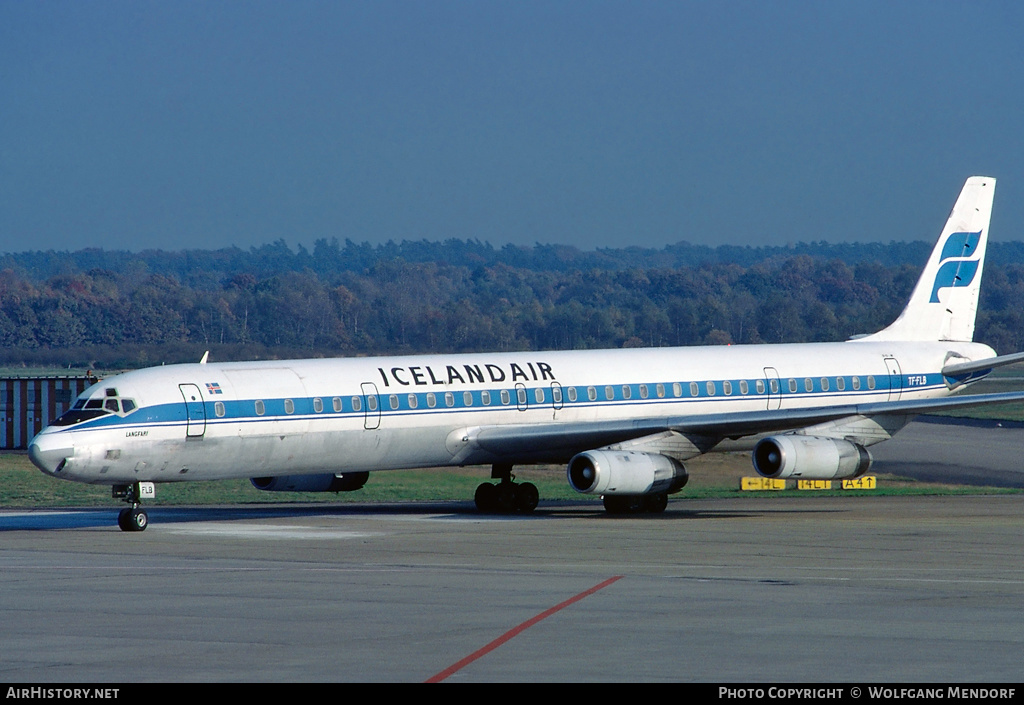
[930,231,982,303]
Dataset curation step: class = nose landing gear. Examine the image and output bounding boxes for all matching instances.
[112,482,153,532]
[117,506,148,532]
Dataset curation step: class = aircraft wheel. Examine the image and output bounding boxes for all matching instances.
[602,495,630,514]
[475,482,497,512]
[495,482,518,513]
[643,492,669,514]
[118,508,148,532]
[130,509,149,531]
[604,495,657,515]
[515,482,539,514]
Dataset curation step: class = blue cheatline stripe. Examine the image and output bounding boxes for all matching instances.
[61,371,948,433]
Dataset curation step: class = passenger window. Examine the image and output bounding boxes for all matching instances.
[587,386,597,401]
[788,379,797,393]
[284,399,295,414]
[427,392,436,408]
[367,396,378,412]
[639,384,648,399]
[567,387,577,402]
[255,400,265,416]
[445,392,454,407]
[852,377,861,391]
[464,391,474,406]
[313,397,323,413]
[552,386,562,404]
[517,387,527,405]
[656,384,665,398]
[739,380,749,395]
[333,397,342,412]
[481,390,491,405]
[408,394,418,409]
[351,396,362,412]
[534,388,544,403]
[501,389,511,405]
[215,402,225,418]
[389,395,399,410]
[674,382,683,397]
[770,379,780,394]
[621,386,631,400]
[723,381,732,396]
[756,379,765,394]
[706,381,716,396]
[836,377,845,391]
[867,375,876,390]
[604,386,614,400]
[689,382,699,397]
[804,378,813,392]
[820,378,829,392]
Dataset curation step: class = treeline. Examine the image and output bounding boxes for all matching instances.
[2,238,1024,369]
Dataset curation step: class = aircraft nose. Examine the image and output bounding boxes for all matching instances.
[28,433,75,476]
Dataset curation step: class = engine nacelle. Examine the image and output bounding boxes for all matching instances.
[250,472,369,493]
[567,450,688,496]
[752,436,871,480]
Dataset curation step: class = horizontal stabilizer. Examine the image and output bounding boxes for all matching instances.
[942,351,1024,377]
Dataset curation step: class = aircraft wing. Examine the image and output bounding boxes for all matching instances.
[464,389,1024,461]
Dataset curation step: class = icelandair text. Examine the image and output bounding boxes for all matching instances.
[377,360,555,387]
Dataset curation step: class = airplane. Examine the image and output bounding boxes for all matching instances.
[28,176,1024,531]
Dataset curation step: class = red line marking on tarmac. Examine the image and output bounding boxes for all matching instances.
[425,575,624,683]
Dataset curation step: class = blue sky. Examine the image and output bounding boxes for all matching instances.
[2,1,1022,253]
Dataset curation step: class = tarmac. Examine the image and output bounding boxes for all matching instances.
[2,417,1023,683]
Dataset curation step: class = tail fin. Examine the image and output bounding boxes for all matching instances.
[864,176,996,342]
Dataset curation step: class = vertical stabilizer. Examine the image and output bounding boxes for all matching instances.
[863,176,995,342]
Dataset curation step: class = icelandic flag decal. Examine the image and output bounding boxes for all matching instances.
[206,382,223,395]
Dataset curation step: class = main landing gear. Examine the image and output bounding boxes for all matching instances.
[602,492,669,515]
[474,464,539,514]
[112,482,152,532]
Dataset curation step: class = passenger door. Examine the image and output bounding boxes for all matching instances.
[361,382,381,429]
[763,367,782,410]
[179,383,207,439]
[885,357,903,402]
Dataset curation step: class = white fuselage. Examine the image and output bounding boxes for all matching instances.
[29,338,993,486]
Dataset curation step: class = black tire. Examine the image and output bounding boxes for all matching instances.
[495,483,517,513]
[604,495,652,515]
[643,492,669,513]
[117,508,131,532]
[515,482,539,514]
[475,482,497,512]
[603,495,630,514]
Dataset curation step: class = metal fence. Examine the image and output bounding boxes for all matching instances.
[0,376,97,449]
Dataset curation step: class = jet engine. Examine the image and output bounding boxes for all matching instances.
[250,472,370,493]
[752,436,871,480]
[567,450,688,495]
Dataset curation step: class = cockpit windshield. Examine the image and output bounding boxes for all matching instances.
[52,387,138,427]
